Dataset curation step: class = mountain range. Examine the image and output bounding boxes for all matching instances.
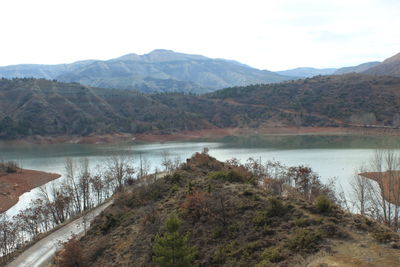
[1,50,400,94]
[0,50,293,94]
[276,52,400,78]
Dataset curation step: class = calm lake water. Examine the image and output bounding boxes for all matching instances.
[2,134,400,216]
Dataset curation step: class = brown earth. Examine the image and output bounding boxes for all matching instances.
[359,171,400,205]
[0,169,61,213]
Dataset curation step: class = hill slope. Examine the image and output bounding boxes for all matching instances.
[0,50,293,93]
[363,52,400,77]
[334,61,380,75]
[65,153,400,267]
[0,78,212,137]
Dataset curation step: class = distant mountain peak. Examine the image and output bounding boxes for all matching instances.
[111,53,141,62]
[148,49,175,54]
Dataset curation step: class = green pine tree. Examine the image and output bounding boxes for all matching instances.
[153,214,196,267]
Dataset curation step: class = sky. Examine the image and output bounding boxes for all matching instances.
[0,0,399,71]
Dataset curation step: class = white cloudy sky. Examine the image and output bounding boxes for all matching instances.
[1,0,399,70]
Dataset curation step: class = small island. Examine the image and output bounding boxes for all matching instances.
[0,162,61,213]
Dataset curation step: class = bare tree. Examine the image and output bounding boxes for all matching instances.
[105,155,135,192]
[161,151,173,174]
[78,158,91,211]
[65,158,82,213]
[350,165,372,216]
[245,157,265,179]
[90,166,105,205]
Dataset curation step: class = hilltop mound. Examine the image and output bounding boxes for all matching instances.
[62,154,400,267]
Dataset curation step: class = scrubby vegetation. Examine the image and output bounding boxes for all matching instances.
[62,152,400,266]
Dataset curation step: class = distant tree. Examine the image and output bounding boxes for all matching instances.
[161,151,173,174]
[153,214,196,267]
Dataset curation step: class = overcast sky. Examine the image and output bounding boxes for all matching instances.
[1,0,399,70]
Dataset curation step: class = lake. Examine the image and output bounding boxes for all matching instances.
[2,134,400,216]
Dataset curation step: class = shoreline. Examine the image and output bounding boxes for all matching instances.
[0,169,61,213]
[1,126,400,145]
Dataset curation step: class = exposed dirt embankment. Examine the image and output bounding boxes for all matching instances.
[0,169,61,213]
[359,171,400,205]
[134,126,400,143]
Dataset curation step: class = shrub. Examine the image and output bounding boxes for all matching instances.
[260,247,283,263]
[181,190,210,221]
[293,218,308,227]
[320,222,339,237]
[212,242,237,264]
[254,198,287,226]
[314,195,333,213]
[286,229,322,252]
[101,214,119,234]
[209,170,243,183]
[253,211,268,226]
[55,237,87,267]
[211,227,224,239]
[265,197,286,217]
[88,236,109,261]
[261,225,274,235]
[0,161,18,173]
[165,172,183,185]
[208,170,253,184]
[372,230,393,243]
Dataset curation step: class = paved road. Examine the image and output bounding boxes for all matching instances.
[7,201,113,267]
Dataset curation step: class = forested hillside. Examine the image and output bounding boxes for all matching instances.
[1,74,400,139]
[209,74,400,127]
